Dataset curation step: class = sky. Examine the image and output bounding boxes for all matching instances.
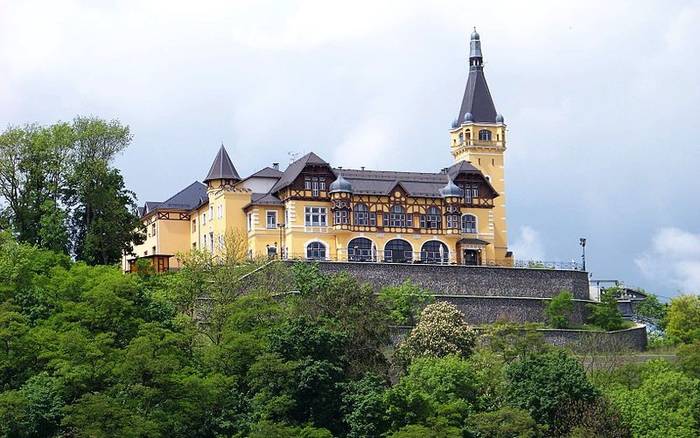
[1,0,699,298]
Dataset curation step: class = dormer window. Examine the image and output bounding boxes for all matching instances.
[305,176,325,197]
[479,129,492,141]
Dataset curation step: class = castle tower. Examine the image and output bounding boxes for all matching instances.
[450,29,510,262]
[200,144,250,256]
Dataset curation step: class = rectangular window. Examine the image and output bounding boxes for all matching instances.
[420,214,441,229]
[151,223,156,236]
[192,219,197,233]
[334,210,348,225]
[305,176,324,197]
[218,205,223,219]
[209,206,214,220]
[202,233,207,249]
[202,212,207,225]
[304,207,327,226]
[447,215,459,229]
[209,232,214,252]
[247,213,253,231]
[266,211,277,229]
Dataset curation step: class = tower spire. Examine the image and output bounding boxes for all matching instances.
[469,27,483,69]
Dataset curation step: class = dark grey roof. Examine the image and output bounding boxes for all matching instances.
[457,31,498,124]
[248,166,283,179]
[270,152,329,193]
[249,192,283,206]
[329,174,353,193]
[141,181,208,217]
[204,145,241,183]
[333,161,497,198]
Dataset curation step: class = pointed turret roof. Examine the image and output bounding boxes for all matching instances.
[457,28,499,124]
[204,144,241,183]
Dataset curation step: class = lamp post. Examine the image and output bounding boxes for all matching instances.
[278,223,285,259]
[579,237,587,271]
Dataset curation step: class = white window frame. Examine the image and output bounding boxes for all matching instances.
[304,206,327,226]
[266,211,277,229]
[461,214,477,234]
[247,213,253,231]
[217,204,223,219]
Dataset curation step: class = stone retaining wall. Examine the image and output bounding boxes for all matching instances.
[304,261,590,299]
[438,295,591,325]
[390,325,648,352]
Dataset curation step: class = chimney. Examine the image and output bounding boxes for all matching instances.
[361,166,365,170]
[441,167,448,174]
[272,162,279,170]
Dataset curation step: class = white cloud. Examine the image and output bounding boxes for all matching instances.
[509,226,545,261]
[635,227,700,294]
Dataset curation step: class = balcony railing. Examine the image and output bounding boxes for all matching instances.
[274,250,583,271]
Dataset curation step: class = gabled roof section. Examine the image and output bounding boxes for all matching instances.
[447,160,482,179]
[247,166,284,179]
[336,163,498,199]
[270,152,330,193]
[140,181,208,218]
[204,144,241,183]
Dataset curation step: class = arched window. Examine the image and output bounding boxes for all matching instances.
[458,132,464,144]
[306,242,326,260]
[385,205,410,227]
[421,241,449,264]
[462,214,477,234]
[420,206,442,229]
[384,239,412,263]
[478,129,492,141]
[466,129,471,139]
[348,237,373,262]
[354,203,375,226]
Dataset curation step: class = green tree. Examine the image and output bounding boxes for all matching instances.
[385,356,478,431]
[634,292,667,322]
[0,123,72,251]
[341,374,389,438]
[665,295,700,344]
[467,406,541,438]
[505,350,599,428]
[67,159,143,265]
[379,280,434,326]
[587,288,625,331]
[604,360,700,438]
[677,340,700,379]
[397,302,476,365]
[545,290,574,329]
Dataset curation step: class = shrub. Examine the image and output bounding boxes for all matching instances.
[587,289,625,331]
[677,340,700,379]
[634,292,667,322]
[467,406,541,438]
[379,280,433,326]
[545,290,574,329]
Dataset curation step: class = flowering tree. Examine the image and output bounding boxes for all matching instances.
[397,302,476,364]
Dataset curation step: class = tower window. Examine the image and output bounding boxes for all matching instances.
[478,129,492,141]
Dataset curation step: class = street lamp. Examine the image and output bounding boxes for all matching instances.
[579,237,586,271]
[278,223,285,259]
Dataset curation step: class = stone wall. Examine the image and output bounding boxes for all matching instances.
[539,325,648,352]
[305,261,590,299]
[389,325,648,352]
[438,295,590,325]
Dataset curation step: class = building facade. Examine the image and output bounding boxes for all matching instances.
[123,30,512,272]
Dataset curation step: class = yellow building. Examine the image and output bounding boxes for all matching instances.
[123,30,512,272]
